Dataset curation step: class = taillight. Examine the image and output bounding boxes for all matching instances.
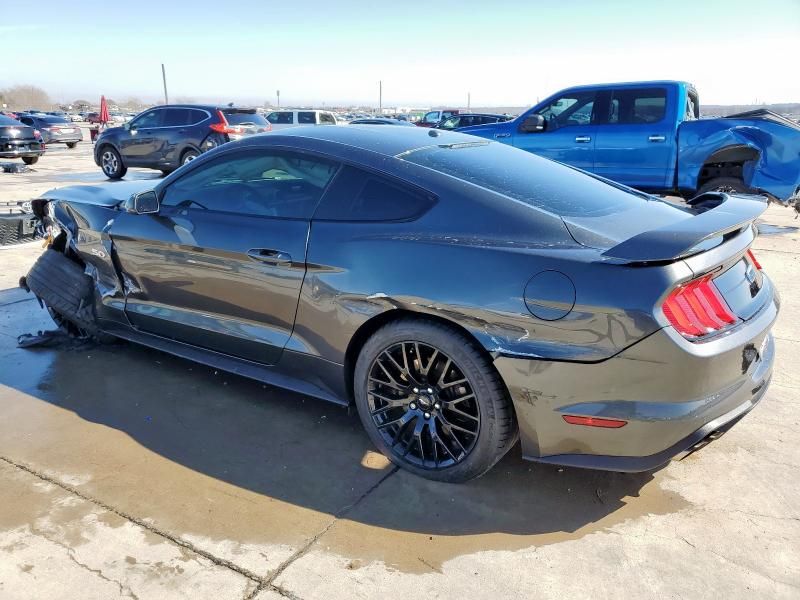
[209,110,243,134]
[661,274,737,339]
[33,130,41,139]
[747,249,762,270]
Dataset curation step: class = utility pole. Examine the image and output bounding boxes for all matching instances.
[379,80,382,115]
[467,92,471,111]
[161,63,169,104]
[276,90,280,108]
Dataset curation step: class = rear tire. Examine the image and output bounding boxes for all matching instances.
[181,149,199,165]
[25,249,111,341]
[354,318,517,483]
[22,156,38,165]
[696,177,753,196]
[66,142,77,149]
[100,146,127,179]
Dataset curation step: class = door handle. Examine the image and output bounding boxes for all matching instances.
[494,133,511,139]
[648,135,666,142]
[247,248,292,265]
[574,136,592,143]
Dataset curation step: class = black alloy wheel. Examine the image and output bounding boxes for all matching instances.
[355,319,516,482]
[367,340,481,469]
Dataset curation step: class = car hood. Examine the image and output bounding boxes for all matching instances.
[38,181,156,208]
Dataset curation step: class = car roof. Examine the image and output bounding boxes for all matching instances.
[557,80,692,94]
[237,124,486,158]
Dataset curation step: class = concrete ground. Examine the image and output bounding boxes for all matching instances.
[0,138,798,599]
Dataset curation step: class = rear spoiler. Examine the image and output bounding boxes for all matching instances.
[603,193,767,262]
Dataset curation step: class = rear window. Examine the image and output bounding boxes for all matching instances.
[42,116,69,124]
[224,111,268,127]
[608,88,667,124]
[0,115,21,126]
[400,141,649,217]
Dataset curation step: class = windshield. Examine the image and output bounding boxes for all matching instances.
[400,141,657,217]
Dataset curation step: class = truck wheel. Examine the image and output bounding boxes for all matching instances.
[22,157,38,165]
[66,142,77,149]
[25,249,109,340]
[696,177,753,196]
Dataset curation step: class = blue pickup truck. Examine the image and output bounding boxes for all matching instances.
[458,81,800,202]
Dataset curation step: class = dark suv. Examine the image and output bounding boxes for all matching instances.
[93,105,271,178]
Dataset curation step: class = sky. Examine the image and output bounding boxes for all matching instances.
[1,0,798,108]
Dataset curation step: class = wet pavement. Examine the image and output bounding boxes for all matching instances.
[0,143,799,598]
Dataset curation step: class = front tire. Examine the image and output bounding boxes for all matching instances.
[22,156,38,165]
[696,177,753,196]
[354,319,517,483]
[100,146,127,179]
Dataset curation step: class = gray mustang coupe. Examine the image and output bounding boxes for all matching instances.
[22,126,778,482]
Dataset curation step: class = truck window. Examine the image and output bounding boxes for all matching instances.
[298,111,316,124]
[536,92,595,130]
[422,111,441,124]
[319,112,336,125]
[607,88,667,124]
[267,112,293,124]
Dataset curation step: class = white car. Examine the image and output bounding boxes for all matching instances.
[265,110,338,130]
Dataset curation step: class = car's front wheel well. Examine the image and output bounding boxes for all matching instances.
[697,145,761,191]
[343,309,510,404]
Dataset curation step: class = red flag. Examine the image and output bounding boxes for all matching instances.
[99,95,110,125]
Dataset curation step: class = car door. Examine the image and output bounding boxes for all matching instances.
[109,148,340,364]
[158,107,193,166]
[592,87,676,189]
[119,108,164,165]
[511,91,597,171]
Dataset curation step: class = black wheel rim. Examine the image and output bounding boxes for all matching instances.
[367,341,480,469]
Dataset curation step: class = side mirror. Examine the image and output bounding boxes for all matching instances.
[131,190,159,214]
[520,114,546,133]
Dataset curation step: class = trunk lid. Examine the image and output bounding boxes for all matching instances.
[0,124,37,142]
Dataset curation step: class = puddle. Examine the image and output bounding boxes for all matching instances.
[0,298,691,575]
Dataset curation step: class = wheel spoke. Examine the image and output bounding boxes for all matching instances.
[378,411,412,431]
[439,377,468,390]
[369,376,405,392]
[369,391,406,406]
[444,404,479,421]
[437,357,452,386]
[445,393,475,405]
[439,413,477,436]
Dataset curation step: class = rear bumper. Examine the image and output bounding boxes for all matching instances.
[0,141,45,158]
[495,295,778,472]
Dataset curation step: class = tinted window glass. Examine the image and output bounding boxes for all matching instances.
[267,112,293,124]
[133,110,163,128]
[297,111,316,124]
[536,92,595,130]
[440,116,460,129]
[163,108,191,127]
[401,141,651,217]
[314,166,435,221]
[422,111,440,124]
[224,111,269,126]
[19,117,34,126]
[42,116,69,124]
[160,150,339,218]
[607,88,667,124]
[187,109,208,124]
[319,112,336,124]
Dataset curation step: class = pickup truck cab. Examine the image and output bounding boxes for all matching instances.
[458,81,800,202]
[265,110,339,130]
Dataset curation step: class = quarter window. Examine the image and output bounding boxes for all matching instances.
[160,150,339,219]
[314,166,435,222]
[319,112,336,125]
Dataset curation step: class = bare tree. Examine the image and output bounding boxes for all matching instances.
[72,99,93,110]
[2,85,52,111]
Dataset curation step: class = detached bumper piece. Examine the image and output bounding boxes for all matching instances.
[0,206,37,246]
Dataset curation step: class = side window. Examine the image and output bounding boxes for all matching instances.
[319,112,336,125]
[267,112,293,124]
[440,116,460,129]
[162,108,190,127]
[160,150,339,219]
[132,109,163,129]
[187,109,208,125]
[422,111,440,124]
[607,88,667,124]
[298,111,316,124]
[314,166,436,222]
[20,117,34,126]
[536,92,595,130]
